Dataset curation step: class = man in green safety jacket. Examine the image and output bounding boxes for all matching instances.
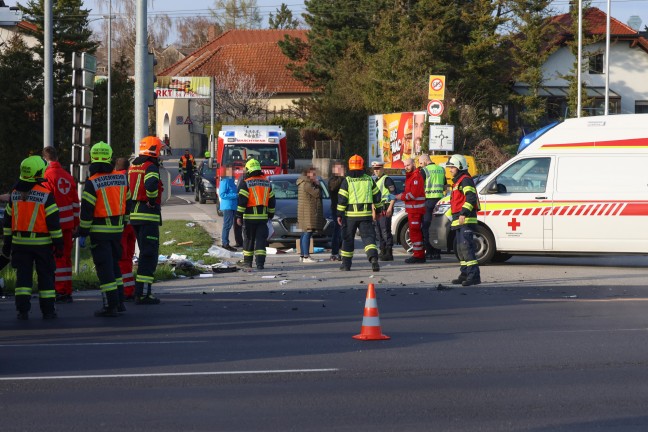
[371,161,396,261]
[418,154,447,260]
[337,155,383,273]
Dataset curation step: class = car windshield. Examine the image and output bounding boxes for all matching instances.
[202,166,216,178]
[223,144,280,166]
[270,177,330,200]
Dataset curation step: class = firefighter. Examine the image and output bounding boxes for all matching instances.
[236,158,275,270]
[3,156,63,320]
[128,136,165,304]
[115,157,136,301]
[78,142,129,317]
[371,161,396,261]
[419,153,446,260]
[337,155,383,272]
[395,158,426,263]
[42,146,80,303]
[446,154,481,286]
[178,149,196,192]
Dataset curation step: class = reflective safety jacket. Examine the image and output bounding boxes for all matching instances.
[128,157,163,225]
[179,154,195,172]
[374,174,396,204]
[79,168,128,236]
[421,164,446,199]
[44,161,79,230]
[450,172,479,228]
[402,169,426,215]
[236,172,275,221]
[3,182,63,247]
[337,171,382,220]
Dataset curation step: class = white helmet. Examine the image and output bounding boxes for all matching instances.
[446,154,468,170]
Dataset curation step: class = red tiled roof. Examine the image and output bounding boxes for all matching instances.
[17,20,37,32]
[550,7,638,36]
[161,29,310,95]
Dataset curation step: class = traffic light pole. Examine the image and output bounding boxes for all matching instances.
[134,0,148,153]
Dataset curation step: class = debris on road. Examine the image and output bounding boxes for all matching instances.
[162,239,176,246]
[177,241,194,246]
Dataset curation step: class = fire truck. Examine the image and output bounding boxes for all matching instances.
[214,125,292,213]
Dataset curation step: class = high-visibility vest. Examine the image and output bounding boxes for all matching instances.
[238,175,274,221]
[450,174,479,227]
[129,160,162,205]
[339,175,376,218]
[375,175,391,204]
[87,172,128,217]
[423,164,445,199]
[9,184,61,245]
[179,154,195,170]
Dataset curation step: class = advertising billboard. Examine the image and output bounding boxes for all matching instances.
[155,76,211,99]
[368,111,426,169]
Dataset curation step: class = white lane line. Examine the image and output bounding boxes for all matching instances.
[0,341,207,348]
[0,369,339,381]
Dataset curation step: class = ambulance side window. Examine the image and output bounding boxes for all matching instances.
[495,158,550,193]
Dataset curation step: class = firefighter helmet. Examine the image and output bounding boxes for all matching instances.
[139,136,164,158]
[19,156,47,182]
[348,154,364,170]
[204,151,211,158]
[90,141,113,163]
[446,154,468,170]
[245,158,261,172]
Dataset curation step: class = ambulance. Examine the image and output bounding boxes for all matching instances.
[430,114,648,264]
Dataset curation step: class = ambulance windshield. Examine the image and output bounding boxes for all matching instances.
[223,144,279,167]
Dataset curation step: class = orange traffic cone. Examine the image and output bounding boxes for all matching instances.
[353,283,390,341]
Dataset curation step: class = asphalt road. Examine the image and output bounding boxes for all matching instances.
[2,189,648,431]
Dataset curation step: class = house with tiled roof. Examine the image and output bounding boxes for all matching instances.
[0,3,38,53]
[513,7,648,121]
[155,29,310,153]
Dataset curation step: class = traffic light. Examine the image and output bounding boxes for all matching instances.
[71,52,97,181]
[145,51,157,107]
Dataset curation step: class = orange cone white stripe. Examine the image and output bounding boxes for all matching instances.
[353,283,390,341]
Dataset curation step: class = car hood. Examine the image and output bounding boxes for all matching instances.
[273,199,333,219]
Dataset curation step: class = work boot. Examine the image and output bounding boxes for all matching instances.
[340,257,351,271]
[117,302,127,313]
[16,311,29,320]
[42,311,58,320]
[238,258,253,269]
[135,295,161,305]
[383,247,394,261]
[451,274,467,285]
[405,256,426,264]
[94,306,119,317]
[378,248,386,260]
[370,256,380,272]
[462,278,482,287]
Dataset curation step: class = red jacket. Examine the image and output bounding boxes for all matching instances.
[44,161,79,230]
[402,169,426,215]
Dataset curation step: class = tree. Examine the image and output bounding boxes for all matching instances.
[176,17,221,50]
[268,3,300,29]
[211,0,262,31]
[0,35,42,190]
[91,55,135,159]
[19,0,98,163]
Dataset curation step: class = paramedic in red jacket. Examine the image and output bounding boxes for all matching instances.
[115,157,136,300]
[395,157,426,263]
[43,146,80,303]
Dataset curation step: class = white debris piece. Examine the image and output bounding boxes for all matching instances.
[186,222,196,227]
[279,279,291,285]
[262,275,277,279]
[162,239,176,246]
[207,245,242,259]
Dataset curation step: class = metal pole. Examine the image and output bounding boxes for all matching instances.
[107,3,112,143]
[210,76,215,164]
[577,0,582,118]
[134,0,148,152]
[604,0,611,115]
[43,0,53,147]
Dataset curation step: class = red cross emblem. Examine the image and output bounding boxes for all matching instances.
[508,218,521,231]
[57,177,71,195]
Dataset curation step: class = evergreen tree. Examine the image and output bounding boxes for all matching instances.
[19,0,98,163]
[92,55,135,159]
[0,35,42,190]
[268,3,300,29]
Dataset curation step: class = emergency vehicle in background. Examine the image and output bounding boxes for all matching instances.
[213,125,292,213]
[430,114,648,264]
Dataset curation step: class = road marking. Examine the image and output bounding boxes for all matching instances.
[0,369,339,381]
[524,298,648,303]
[0,341,207,348]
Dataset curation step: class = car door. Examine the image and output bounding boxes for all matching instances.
[481,157,553,251]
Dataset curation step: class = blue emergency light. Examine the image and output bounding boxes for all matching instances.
[518,122,559,153]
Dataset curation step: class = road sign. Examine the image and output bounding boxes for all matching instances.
[184,117,193,125]
[428,75,446,100]
[172,174,184,186]
[428,125,455,151]
[427,99,444,117]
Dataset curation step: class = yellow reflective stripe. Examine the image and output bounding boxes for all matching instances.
[129,213,160,222]
[39,290,56,299]
[100,282,117,292]
[239,189,249,198]
[99,187,113,216]
[341,250,354,258]
[243,214,268,220]
[90,225,124,233]
[144,172,160,181]
[136,275,154,283]
[49,229,63,239]
[26,204,40,232]
[364,244,377,252]
[82,191,97,205]
[15,287,32,296]
[45,203,58,216]
[465,260,478,266]
[80,219,92,228]
[463,202,474,211]
[255,249,267,255]
[462,186,476,194]
[236,206,246,213]
[336,204,346,212]
[3,227,11,236]
[12,237,52,245]
[338,189,349,198]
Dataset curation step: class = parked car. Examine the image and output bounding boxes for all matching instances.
[268,174,334,246]
[194,161,217,205]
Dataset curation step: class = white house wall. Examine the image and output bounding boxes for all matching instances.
[541,40,648,114]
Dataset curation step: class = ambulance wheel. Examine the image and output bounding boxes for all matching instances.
[454,225,496,265]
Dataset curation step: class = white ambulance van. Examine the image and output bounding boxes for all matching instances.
[435,114,648,264]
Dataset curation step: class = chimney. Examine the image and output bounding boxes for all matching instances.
[208,25,217,41]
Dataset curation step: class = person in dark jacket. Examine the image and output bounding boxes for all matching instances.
[327,161,345,261]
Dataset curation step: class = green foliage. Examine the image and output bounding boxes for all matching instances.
[268,3,300,29]
[92,55,136,159]
[211,0,262,30]
[0,35,42,191]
